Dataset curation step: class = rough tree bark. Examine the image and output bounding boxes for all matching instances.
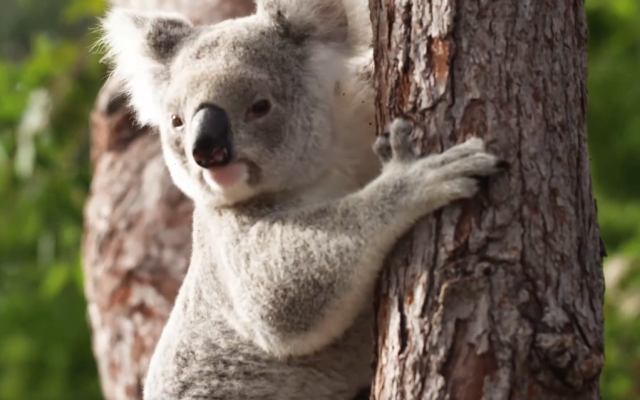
[82,2,254,400]
[369,1,606,399]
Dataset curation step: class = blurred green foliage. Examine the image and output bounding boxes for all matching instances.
[0,0,638,399]
[0,0,106,399]
[587,1,640,398]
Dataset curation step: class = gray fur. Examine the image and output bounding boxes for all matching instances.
[99,1,504,399]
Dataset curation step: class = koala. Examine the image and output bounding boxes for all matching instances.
[100,0,505,399]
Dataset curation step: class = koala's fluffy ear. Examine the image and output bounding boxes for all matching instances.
[99,8,195,126]
[256,0,349,46]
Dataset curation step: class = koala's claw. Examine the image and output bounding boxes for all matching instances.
[496,159,510,170]
[470,175,490,191]
[374,117,417,163]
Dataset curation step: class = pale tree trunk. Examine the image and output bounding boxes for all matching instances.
[82,2,254,400]
[369,0,606,399]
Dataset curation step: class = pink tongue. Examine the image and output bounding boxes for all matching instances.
[206,162,247,188]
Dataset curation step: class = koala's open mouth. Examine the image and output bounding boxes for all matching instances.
[202,161,249,190]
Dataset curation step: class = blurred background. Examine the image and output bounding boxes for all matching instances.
[0,0,638,399]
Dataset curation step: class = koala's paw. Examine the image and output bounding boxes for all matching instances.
[426,142,508,180]
[421,136,499,171]
[417,140,507,204]
[376,118,508,208]
[374,117,417,164]
[411,149,506,208]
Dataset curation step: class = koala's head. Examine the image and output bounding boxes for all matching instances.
[101,0,358,206]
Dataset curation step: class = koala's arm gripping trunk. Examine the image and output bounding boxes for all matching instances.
[217,136,502,357]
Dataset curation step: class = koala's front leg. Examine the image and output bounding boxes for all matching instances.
[224,118,505,357]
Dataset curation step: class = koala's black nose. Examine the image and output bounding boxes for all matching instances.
[191,105,232,168]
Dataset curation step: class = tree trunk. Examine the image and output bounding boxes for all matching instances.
[82,2,254,400]
[369,1,605,399]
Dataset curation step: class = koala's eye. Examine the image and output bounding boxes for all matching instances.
[249,99,271,119]
[171,114,184,128]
